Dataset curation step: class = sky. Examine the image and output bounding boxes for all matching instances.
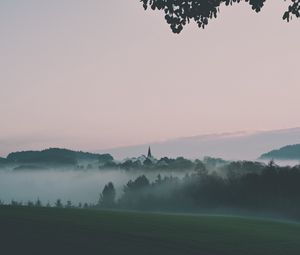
[0,0,299,156]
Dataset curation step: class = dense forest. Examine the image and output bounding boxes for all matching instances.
[95,161,300,219]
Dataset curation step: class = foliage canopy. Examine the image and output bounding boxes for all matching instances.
[140,0,300,33]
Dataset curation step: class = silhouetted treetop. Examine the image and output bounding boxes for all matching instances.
[140,0,299,33]
[99,182,116,208]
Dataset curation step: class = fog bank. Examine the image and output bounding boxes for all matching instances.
[0,169,189,205]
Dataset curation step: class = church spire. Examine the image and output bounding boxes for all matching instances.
[147,146,152,158]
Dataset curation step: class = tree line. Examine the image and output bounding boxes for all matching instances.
[98,160,300,219]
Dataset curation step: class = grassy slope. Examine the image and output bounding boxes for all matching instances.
[1,206,300,255]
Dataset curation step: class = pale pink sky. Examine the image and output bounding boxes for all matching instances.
[0,1,299,156]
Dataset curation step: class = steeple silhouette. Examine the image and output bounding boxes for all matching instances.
[147,146,152,158]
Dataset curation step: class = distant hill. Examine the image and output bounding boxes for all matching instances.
[6,148,113,165]
[260,144,300,160]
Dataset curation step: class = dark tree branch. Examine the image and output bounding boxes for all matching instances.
[140,0,300,33]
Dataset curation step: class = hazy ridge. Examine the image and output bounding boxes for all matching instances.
[101,127,300,160]
[260,144,300,160]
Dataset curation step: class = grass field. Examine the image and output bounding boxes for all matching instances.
[1,206,300,255]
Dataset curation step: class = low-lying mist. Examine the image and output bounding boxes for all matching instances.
[2,158,300,222]
[0,168,189,205]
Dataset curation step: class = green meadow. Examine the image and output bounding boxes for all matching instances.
[1,206,300,255]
